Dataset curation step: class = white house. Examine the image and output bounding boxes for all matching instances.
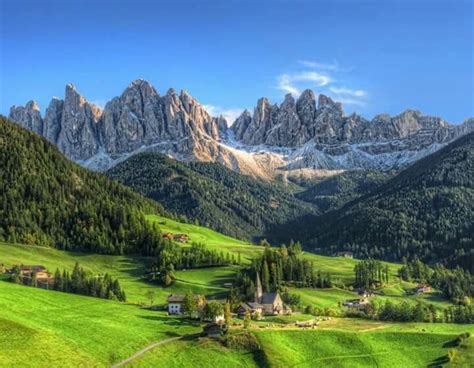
[167,294,185,314]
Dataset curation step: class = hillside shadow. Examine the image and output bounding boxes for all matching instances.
[139,314,201,328]
[262,212,320,245]
[427,355,449,367]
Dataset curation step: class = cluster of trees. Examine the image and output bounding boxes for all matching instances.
[236,242,333,301]
[148,242,236,286]
[180,291,229,323]
[431,266,474,303]
[0,117,166,255]
[347,300,474,324]
[301,132,474,272]
[398,257,432,283]
[10,262,126,301]
[107,152,315,241]
[398,258,474,303]
[444,306,474,324]
[354,259,390,289]
[345,300,437,323]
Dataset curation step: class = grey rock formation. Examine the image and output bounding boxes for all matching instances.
[43,98,64,143]
[8,81,473,177]
[232,93,468,150]
[8,79,227,167]
[56,84,103,160]
[9,101,43,135]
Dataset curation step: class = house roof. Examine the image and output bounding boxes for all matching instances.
[261,293,279,304]
[247,302,263,309]
[167,294,185,303]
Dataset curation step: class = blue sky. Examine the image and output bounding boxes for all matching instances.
[1,0,472,123]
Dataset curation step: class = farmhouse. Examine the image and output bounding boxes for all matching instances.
[173,234,189,242]
[162,233,174,240]
[357,288,374,298]
[167,294,185,314]
[167,294,207,315]
[9,265,55,289]
[343,298,369,308]
[334,251,354,259]
[161,233,189,242]
[415,284,432,293]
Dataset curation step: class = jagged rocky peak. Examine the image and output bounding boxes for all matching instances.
[230,89,469,148]
[9,100,44,135]
[43,97,64,144]
[56,83,103,160]
[318,93,343,115]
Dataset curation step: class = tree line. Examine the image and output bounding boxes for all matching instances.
[148,242,238,286]
[398,258,474,303]
[10,262,126,301]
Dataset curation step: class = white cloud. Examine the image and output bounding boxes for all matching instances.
[204,104,245,125]
[277,71,331,95]
[335,98,367,107]
[329,86,367,98]
[276,60,368,109]
[298,60,340,72]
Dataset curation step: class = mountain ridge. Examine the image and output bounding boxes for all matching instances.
[9,79,474,178]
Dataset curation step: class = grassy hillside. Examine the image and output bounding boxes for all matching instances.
[254,326,473,368]
[107,152,315,241]
[117,319,474,367]
[1,239,470,367]
[298,132,474,271]
[0,116,165,255]
[0,281,200,367]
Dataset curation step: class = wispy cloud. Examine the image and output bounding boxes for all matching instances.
[276,60,368,109]
[204,104,245,125]
[298,60,340,72]
[277,71,331,95]
[330,87,367,98]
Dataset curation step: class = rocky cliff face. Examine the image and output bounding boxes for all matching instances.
[232,89,461,147]
[8,81,473,178]
[9,79,228,169]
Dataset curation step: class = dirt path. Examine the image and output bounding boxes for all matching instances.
[111,334,197,367]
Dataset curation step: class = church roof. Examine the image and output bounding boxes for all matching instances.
[261,293,279,304]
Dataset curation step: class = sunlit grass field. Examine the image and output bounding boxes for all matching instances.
[0,281,200,367]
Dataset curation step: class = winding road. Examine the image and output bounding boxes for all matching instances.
[111,334,198,367]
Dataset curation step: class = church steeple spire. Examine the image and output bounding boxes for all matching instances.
[255,272,263,303]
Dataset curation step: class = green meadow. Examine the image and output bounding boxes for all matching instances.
[0,281,200,367]
[1,217,472,367]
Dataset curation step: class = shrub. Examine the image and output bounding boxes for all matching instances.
[223,332,260,351]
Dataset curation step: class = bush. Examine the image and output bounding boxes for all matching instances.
[223,332,260,351]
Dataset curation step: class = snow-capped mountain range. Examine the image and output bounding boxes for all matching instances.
[8,79,473,179]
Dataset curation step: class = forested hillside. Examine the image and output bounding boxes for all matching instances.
[0,116,165,255]
[301,132,474,271]
[295,170,391,212]
[107,152,315,240]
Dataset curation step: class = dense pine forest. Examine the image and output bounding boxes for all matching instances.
[107,152,315,240]
[0,117,166,255]
[295,170,391,212]
[280,132,474,271]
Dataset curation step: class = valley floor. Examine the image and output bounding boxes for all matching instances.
[0,222,472,367]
